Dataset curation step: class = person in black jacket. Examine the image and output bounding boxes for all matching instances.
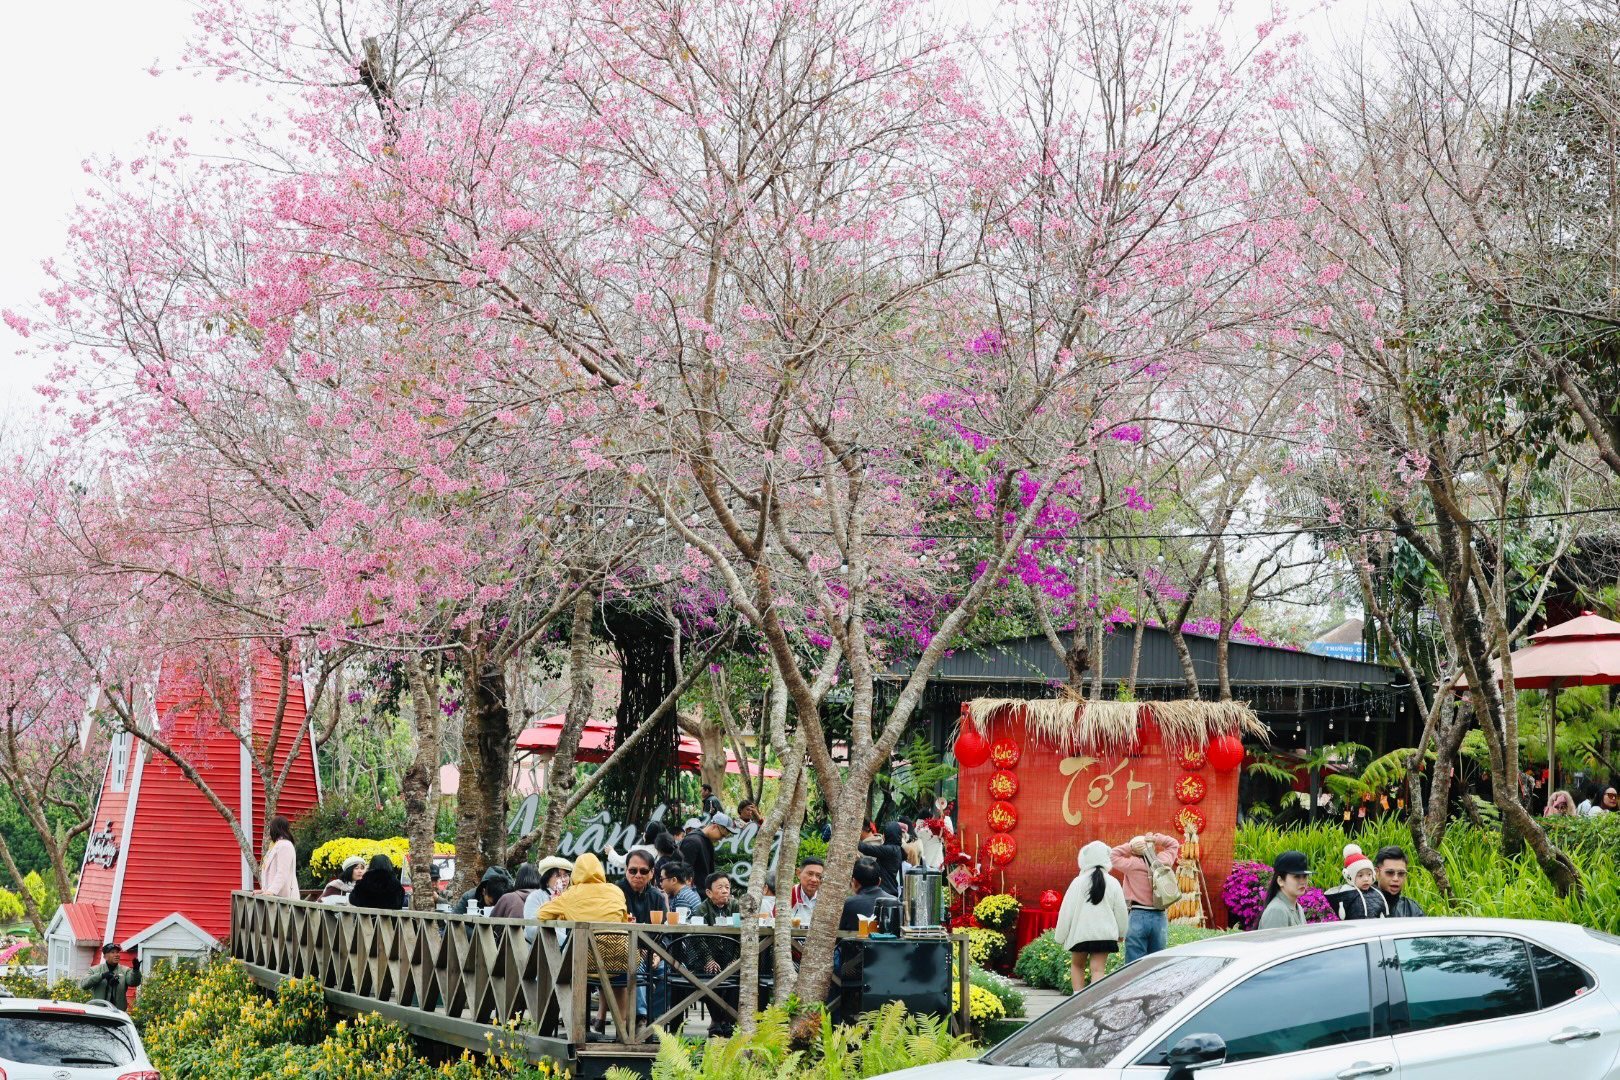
[1374,846,1426,917]
[678,812,734,888]
[838,857,888,931]
[350,854,408,910]
[858,822,905,897]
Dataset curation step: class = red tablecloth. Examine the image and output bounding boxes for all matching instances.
[1014,907,1059,952]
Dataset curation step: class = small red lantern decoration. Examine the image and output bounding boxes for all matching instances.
[988,769,1019,800]
[1175,806,1207,834]
[1177,746,1207,771]
[1039,889,1061,911]
[1207,733,1245,772]
[1174,774,1208,805]
[985,834,1017,866]
[987,800,1018,833]
[989,737,1022,769]
[954,727,991,768]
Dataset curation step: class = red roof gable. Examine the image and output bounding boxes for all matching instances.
[58,902,104,946]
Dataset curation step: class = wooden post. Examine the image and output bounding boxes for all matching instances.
[956,932,971,1034]
[1548,682,1560,799]
[569,923,588,1048]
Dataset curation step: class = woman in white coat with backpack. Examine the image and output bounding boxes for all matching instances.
[1055,840,1130,991]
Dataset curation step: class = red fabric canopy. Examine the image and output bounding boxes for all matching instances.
[514,715,780,778]
[1459,612,1620,689]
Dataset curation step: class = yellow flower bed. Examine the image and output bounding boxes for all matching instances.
[309,837,455,880]
[952,981,1007,1024]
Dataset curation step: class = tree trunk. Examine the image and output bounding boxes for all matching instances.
[1125,611,1145,699]
[1430,498,1581,897]
[771,765,810,1002]
[511,586,596,862]
[679,704,729,795]
[453,635,516,893]
[736,727,809,1032]
[794,777,869,1003]
[0,829,47,936]
[403,658,443,910]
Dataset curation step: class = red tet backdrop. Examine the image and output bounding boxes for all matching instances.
[957,710,1238,927]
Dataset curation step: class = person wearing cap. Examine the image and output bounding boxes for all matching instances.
[535,855,574,898]
[679,812,734,888]
[81,942,141,1008]
[320,854,368,903]
[1257,850,1313,929]
[1323,844,1387,921]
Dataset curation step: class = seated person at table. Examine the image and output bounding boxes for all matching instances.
[691,872,742,1037]
[837,857,888,932]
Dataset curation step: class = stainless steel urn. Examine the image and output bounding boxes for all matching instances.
[901,868,943,928]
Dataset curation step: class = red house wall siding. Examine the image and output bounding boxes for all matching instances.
[75,654,321,948]
[247,652,320,849]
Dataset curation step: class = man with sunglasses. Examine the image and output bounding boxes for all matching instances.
[619,850,670,1030]
[1374,845,1426,917]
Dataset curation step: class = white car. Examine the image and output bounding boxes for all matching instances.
[0,992,159,1079]
[878,917,1620,1079]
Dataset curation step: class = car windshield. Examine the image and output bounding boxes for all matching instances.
[0,1013,137,1067]
[981,954,1231,1069]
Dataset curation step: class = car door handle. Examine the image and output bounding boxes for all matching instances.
[1550,1028,1602,1044]
[1337,1065,1394,1080]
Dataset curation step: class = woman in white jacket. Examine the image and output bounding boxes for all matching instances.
[1054,840,1130,991]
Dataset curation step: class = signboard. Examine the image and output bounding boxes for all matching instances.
[956,713,1239,925]
[506,797,783,885]
[85,822,120,870]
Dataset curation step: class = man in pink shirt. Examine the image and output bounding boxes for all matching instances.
[1110,832,1179,963]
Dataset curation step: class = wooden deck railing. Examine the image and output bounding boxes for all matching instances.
[231,893,970,1065]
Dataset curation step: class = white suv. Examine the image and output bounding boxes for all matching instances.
[0,992,159,1079]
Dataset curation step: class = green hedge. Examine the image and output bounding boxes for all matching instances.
[1234,820,1620,931]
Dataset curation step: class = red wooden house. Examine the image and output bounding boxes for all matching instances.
[46,650,321,983]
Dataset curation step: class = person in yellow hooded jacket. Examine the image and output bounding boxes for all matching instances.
[537,852,632,1035]
[536,852,629,922]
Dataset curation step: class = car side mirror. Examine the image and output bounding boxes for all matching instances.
[1165,1033,1227,1080]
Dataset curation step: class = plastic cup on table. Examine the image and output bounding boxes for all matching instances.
[650,909,665,925]
[857,915,873,938]
[669,909,684,925]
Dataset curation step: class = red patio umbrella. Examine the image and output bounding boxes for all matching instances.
[1458,612,1620,794]
[513,714,781,778]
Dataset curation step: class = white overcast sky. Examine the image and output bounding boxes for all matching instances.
[0,0,1390,417]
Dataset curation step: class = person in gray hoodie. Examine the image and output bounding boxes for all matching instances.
[451,865,515,915]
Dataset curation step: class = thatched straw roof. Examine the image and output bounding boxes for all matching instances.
[965,694,1267,756]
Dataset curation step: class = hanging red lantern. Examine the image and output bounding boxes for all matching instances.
[1207,733,1245,772]
[1175,806,1207,834]
[987,800,1018,833]
[1176,746,1207,771]
[985,834,1017,866]
[1039,889,1061,912]
[988,770,1019,800]
[1174,774,1208,805]
[989,737,1022,769]
[954,726,991,768]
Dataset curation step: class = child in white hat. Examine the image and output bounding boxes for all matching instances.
[1323,843,1388,921]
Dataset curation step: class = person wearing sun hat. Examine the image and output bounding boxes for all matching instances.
[1257,850,1313,929]
[1323,843,1388,921]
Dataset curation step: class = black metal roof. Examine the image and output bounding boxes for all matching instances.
[886,625,1396,690]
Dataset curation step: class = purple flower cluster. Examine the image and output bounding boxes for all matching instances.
[1221,860,1271,929]
[1221,860,1340,929]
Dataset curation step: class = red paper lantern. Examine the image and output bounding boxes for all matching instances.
[1174,774,1208,805]
[1207,733,1245,772]
[989,737,1022,769]
[1039,889,1061,911]
[1175,806,1207,834]
[986,834,1017,866]
[954,727,991,768]
[1177,746,1207,771]
[987,800,1018,833]
[988,769,1019,800]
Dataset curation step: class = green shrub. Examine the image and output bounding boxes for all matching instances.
[0,969,90,1003]
[292,796,409,886]
[795,833,829,863]
[610,1001,975,1080]
[1012,931,1071,992]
